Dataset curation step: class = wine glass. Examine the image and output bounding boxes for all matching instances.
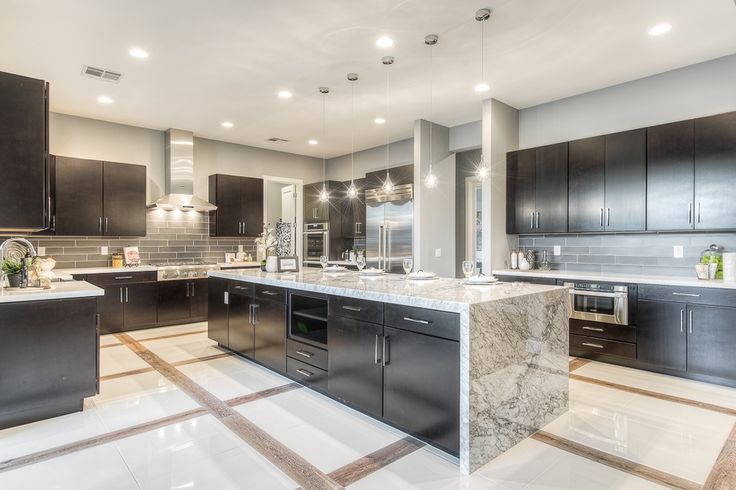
[402,257,413,276]
[356,254,366,271]
[319,255,328,269]
[462,260,475,279]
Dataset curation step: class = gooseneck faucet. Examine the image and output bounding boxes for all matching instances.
[0,237,38,262]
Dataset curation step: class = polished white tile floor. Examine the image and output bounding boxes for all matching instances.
[1,323,733,489]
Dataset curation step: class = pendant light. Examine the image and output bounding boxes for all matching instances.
[318,86,330,202]
[424,34,438,189]
[474,8,491,93]
[382,56,395,194]
[347,73,358,199]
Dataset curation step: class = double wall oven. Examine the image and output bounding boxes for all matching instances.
[303,222,329,266]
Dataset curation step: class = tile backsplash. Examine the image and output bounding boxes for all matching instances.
[517,232,736,277]
[0,211,255,269]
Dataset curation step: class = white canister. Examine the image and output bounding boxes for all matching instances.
[265,256,279,273]
[723,253,736,282]
[510,251,518,269]
[519,256,531,271]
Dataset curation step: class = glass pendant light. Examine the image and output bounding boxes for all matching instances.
[318,86,329,202]
[424,34,438,189]
[347,73,358,199]
[382,56,395,194]
[475,8,492,180]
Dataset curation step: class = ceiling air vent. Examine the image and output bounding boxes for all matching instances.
[81,65,123,83]
[266,137,289,144]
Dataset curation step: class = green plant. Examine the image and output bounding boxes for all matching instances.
[1,259,23,275]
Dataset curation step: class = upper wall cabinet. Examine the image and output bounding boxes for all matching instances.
[568,136,605,232]
[0,71,49,232]
[209,174,264,237]
[506,143,568,234]
[53,156,147,236]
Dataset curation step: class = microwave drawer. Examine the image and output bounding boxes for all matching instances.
[569,319,636,343]
[570,334,636,360]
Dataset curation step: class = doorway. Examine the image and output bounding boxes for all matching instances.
[263,176,302,258]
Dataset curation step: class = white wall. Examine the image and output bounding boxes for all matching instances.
[325,138,414,182]
[449,120,481,153]
[519,54,736,149]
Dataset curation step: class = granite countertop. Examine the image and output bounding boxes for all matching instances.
[210,269,563,312]
[0,281,104,304]
[492,269,736,290]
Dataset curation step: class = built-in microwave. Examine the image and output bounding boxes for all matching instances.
[564,282,633,326]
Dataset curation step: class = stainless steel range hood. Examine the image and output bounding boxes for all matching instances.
[148,129,217,212]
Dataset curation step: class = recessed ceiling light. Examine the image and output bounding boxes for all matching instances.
[648,23,672,36]
[128,47,149,59]
[308,139,318,145]
[97,95,113,104]
[374,117,386,124]
[376,36,394,48]
[277,90,293,99]
[474,83,490,93]
[221,121,234,128]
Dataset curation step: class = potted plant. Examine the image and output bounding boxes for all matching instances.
[2,259,23,288]
[254,225,278,272]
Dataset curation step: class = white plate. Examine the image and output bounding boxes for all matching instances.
[323,266,347,272]
[464,276,498,285]
[406,271,438,280]
[359,268,385,276]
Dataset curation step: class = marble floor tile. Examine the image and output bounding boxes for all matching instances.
[128,321,208,341]
[99,344,151,377]
[142,332,225,363]
[100,333,122,346]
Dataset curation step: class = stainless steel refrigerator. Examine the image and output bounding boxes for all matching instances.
[366,184,413,273]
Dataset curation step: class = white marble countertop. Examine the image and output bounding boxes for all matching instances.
[327,260,358,266]
[55,266,159,276]
[210,269,563,312]
[219,262,260,268]
[492,269,736,289]
[0,281,104,304]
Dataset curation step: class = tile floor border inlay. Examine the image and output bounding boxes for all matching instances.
[114,333,344,490]
[531,430,703,490]
[570,372,736,417]
[704,422,736,490]
[99,351,233,382]
[568,357,591,372]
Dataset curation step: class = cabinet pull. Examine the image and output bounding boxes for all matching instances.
[186,283,190,297]
[125,287,129,303]
[382,335,390,366]
[582,342,604,349]
[697,202,701,224]
[374,334,382,364]
[295,350,314,358]
[104,217,109,233]
[689,310,693,334]
[242,221,246,235]
[342,305,362,312]
[252,304,259,325]
[114,276,133,280]
[119,287,123,303]
[680,309,685,333]
[536,211,540,229]
[224,291,229,305]
[98,217,103,233]
[530,212,534,229]
[581,326,604,332]
[599,208,604,227]
[261,290,278,296]
[688,202,693,225]
[606,208,611,227]
[403,316,430,325]
[296,368,314,378]
[672,292,700,298]
[191,282,195,297]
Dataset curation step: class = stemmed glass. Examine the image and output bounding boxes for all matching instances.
[462,260,475,279]
[402,257,413,276]
[356,254,366,272]
[319,255,328,269]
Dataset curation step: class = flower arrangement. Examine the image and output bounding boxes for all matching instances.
[255,224,278,258]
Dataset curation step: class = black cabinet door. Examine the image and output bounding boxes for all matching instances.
[253,298,286,373]
[694,112,736,230]
[190,279,208,320]
[98,285,124,334]
[340,179,366,238]
[506,149,536,234]
[209,174,242,236]
[568,136,605,232]
[103,162,146,236]
[157,281,191,325]
[124,282,158,329]
[228,290,254,359]
[327,316,383,418]
[0,71,48,231]
[535,143,568,233]
[604,129,646,231]
[383,326,460,455]
[54,157,103,236]
[647,120,694,231]
[637,300,687,372]
[687,304,736,381]
[304,183,329,224]
[240,177,264,237]
[207,278,229,347]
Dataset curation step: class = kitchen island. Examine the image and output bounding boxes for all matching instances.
[0,281,103,428]
[208,269,569,473]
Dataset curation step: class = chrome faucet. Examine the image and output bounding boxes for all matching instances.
[0,237,38,262]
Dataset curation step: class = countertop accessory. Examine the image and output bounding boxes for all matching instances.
[111,253,124,269]
[510,250,518,269]
[462,260,475,279]
[123,246,140,266]
[407,270,437,280]
[277,256,299,273]
[723,252,736,282]
[538,250,551,271]
[359,267,384,276]
[464,275,499,285]
[323,265,347,272]
[695,263,710,281]
[701,244,723,280]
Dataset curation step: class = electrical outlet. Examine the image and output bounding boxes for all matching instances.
[238,244,244,253]
[553,245,561,256]
[435,248,442,257]
[100,246,108,255]
[673,245,684,259]
[37,246,45,256]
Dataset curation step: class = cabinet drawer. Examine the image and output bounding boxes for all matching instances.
[330,296,383,324]
[84,271,157,286]
[638,284,736,307]
[229,282,253,296]
[569,319,636,343]
[255,284,286,303]
[570,334,636,360]
[384,304,459,342]
[287,357,327,391]
[286,338,328,371]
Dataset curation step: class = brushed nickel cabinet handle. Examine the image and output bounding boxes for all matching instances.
[114,276,133,280]
[582,342,604,349]
[374,334,381,364]
[98,217,103,233]
[680,309,685,333]
[688,202,692,225]
[125,287,129,303]
[342,305,362,312]
[582,326,604,332]
[606,208,611,227]
[530,212,534,229]
[382,335,390,366]
[224,291,229,305]
[536,211,540,229]
[119,287,123,303]
[295,350,313,358]
[296,368,314,378]
[403,317,430,325]
[104,217,109,233]
[599,208,604,227]
[672,292,700,298]
[697,202,701,223]
[261,290,278,296]
[689,310,694,334]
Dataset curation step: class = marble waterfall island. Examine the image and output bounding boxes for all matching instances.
[209,269,570,473]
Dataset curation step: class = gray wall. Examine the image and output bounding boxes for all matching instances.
[455,149,482,277]
[449,120,481,152]
[325,138,414,182]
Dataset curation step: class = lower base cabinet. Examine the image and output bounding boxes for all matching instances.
[157,279,208,325]
[637,300,687,372]
[208,277,229,346]
[687,304,736,381]
[253,287,287,373]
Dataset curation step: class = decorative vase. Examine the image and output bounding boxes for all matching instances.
[265,256,279,273]
[6,273,21,288]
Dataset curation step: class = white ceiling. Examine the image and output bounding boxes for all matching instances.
[2,0,735,159]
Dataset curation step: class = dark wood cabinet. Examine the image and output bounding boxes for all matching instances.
[228,283,255,358]
[687,304,736,382]
[694,112,736,230]
[328,315,383,417]
[568,136,605,232]
[0,71,49,232]
[190,280,208,320]
[83,272,158,334]
[209,174,264,236]
[253,286,287,373]
[125,282,158,329]
[506,148,536,234]
[158,279,209,326]
[304,182,331,224]
[207,277,229,347]
[340,178,367,238]
[98,284,125,334]
[53,156,146,236]
[647,120,694,231]
[604,129,646,232]
[636,300,687,372]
